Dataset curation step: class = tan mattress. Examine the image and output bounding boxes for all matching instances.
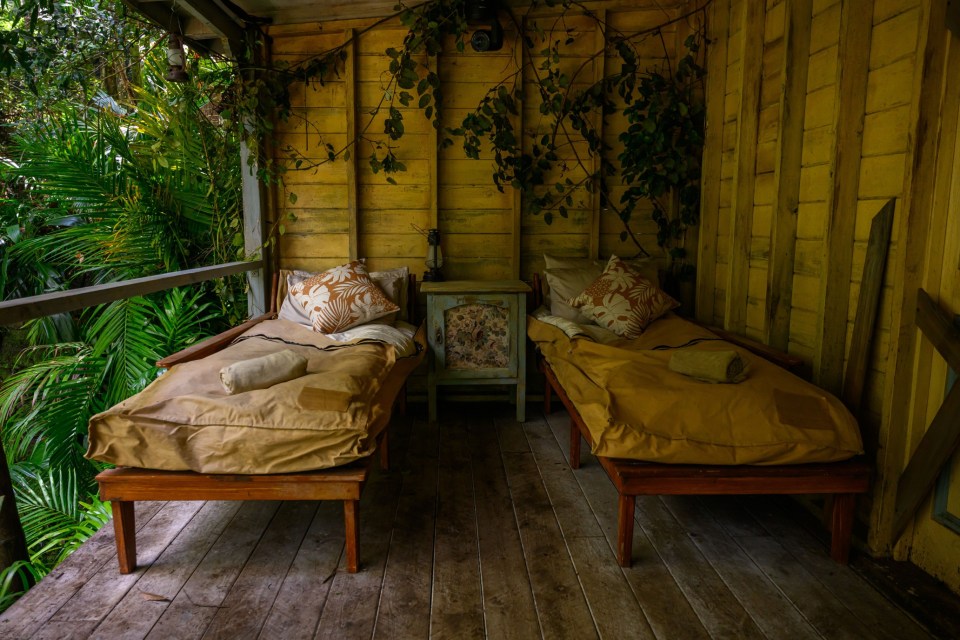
[86,319,425,474]
[529,315,863,465]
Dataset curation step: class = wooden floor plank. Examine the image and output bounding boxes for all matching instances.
[31,500,205,640]
[144,501,281,640]
[200,500,318,639]
[371,417,439,640]
[314,416,414,640]
[661,496,823,640]
[542,410,711,640]
[523,415,656,640]
[734,531,874,640]
[469,411,541,639]
[89,500,244,640]
[634,495,766,639]
[0,406,946,640]
[0,501,163,640]
[429,415,484,640]
[745,497,931,640]
[257,500,345,640]
[495,413,600,640]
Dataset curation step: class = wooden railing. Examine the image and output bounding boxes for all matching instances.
[0,260,262,326]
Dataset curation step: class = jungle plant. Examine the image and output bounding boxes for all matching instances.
[0,48,244,608]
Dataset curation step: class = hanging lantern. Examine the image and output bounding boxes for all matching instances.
[165,34,189,83]
[423,228,444,282]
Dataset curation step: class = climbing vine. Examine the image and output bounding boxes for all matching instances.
[221,0,706,268]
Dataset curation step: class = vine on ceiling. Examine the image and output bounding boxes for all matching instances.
[223,0,706,269]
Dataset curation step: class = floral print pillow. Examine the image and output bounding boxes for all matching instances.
[568,255,678,338]
[289,261,400,333]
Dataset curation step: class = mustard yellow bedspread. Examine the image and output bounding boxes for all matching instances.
[529,315,863,465]
[86,319,424,474]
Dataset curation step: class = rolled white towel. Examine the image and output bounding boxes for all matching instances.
[219,349,308,394]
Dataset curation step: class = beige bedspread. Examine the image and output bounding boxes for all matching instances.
[529,315,863,465]
[86,319,425,474]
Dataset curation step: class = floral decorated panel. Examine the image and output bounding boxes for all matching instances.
[444,303,510,370]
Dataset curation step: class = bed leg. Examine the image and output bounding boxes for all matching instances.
[570,420,582,470]
[544,377,552,415]
[112,500,137,574]
[379,431,390,472]
[344,500,360,573]
[617,494,636,567]
[830,493,855,565]
[397,383,408,417]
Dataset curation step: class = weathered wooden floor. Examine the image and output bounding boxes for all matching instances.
[0,405,936,639]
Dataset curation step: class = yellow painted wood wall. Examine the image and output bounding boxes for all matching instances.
[267,2,689,282]
[698,0,960,593]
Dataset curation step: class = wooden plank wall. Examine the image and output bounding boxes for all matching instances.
[701,0,960,595]
[267,3,687,282]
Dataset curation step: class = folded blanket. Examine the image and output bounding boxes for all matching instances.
[668,350,747,384]
[220,349,308,394]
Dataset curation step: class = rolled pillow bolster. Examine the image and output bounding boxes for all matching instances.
[220,349,309,394]
[668,350,747,384]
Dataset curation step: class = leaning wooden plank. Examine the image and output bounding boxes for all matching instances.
[200,501,318,640]
[892,297,960,539]
[0,502,162,638]
[842,198,896,414]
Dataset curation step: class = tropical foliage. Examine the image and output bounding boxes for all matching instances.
[0,35,246,608]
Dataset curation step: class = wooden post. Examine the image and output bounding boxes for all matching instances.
[813,0,872,393]
[511,27,525,278]
[241,28,271,317]
[695,0,729,326]
[765,0,811,350]
[875,0,948,551]
[589,9,606,262]
[830,493,856,564]
[429,52,439,236]
[345,29,360,261]
[724,0,765,333]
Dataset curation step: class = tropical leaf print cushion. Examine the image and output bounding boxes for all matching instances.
[289,261,400,333]
[568,255,678,338]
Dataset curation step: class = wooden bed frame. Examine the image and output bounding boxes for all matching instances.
[531,273,871,567]
[97,272,418,575]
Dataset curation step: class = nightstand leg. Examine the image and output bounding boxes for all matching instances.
[428,380,437,422]
[516,383,525,423]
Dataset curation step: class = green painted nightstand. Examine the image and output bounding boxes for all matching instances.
[422,280,531,423]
